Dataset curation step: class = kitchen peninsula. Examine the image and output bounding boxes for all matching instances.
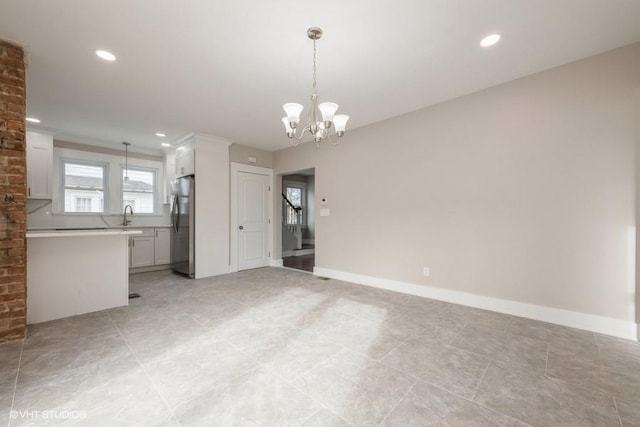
[26,229,142,323]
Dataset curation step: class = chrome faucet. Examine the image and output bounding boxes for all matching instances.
[123,204,134,226]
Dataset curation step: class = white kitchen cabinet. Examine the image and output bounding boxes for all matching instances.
[130,237,155,268]
[129,228,155,268]
[154,228,170,265]
[164,151,175,204]
[174,141,195,177]
[26,131,53,199]
[128,227,171,270]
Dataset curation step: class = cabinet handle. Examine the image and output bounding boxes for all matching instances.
[155,230,158,238]
[28,187,31,197]
[132,240,135,248]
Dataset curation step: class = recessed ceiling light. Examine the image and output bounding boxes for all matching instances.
[26,117,41,123]
[161,143,171,147]
[155,132,167,137]
[95,50,116,61]
[480,34,501,47]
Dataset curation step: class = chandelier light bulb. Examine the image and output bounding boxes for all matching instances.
[283,103,304,125]
[281,117,293,132]
[282,117,295,138]
[318,102,339,123]
[333,115,349,136]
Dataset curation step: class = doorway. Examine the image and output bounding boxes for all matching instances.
[281,169,315,272]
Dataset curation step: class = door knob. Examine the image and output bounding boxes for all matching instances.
[239,226,244,230]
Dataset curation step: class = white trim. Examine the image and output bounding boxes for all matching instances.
[293,248,315,256]
[283,249,315,257]
[313,267,638,341]
[230,162,274,273]
[270,259,283,267]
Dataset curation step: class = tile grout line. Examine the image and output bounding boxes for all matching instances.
[105,311,180,425]
[544,343,550,376]
[447,323,467,346]
[298,408,322,425]
[7,338,24,427]
[223,336,355,427]
[470,360,492,402]
[612,396,623,427]
[376,378,418,427]
[502,316,513,333]
[417,376,534,427]
[377,333,412,363]
[593,332,602,357]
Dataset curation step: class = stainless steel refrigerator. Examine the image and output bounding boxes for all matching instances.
[171,175,195,278]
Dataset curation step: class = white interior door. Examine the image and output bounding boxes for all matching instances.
[238,171,269,270]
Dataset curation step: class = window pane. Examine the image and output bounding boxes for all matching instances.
[123,169,154,192]
[123,192,154,213]
[123,168,155,214]
[64,162,105,213]
[64,189,104,213]
[286,188,302,207]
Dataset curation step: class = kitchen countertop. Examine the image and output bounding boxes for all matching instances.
[26,230,144,238]
[27,225,171,232]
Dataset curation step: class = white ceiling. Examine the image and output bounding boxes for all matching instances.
[1,0,640,154]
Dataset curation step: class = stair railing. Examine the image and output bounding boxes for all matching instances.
[282,193,303,249]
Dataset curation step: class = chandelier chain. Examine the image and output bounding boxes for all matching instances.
[312,39,317,94]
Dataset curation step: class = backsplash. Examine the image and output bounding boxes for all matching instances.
[27,199,171,229]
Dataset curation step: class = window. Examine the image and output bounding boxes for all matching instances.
[75,197,92,212]
[284,182,305,225]
[63,161,106,213]
[123,199,136,211]
[122,167,156,213]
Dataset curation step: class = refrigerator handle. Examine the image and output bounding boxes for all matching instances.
[172,194,180,233]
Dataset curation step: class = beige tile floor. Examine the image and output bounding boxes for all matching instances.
[1,267,639,426]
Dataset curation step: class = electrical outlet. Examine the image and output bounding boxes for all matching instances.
[423,267,430,277]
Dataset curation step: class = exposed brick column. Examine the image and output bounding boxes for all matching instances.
[0,40,26,343]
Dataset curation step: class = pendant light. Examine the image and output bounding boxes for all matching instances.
[282,27,349,146]
[122,142,130,183]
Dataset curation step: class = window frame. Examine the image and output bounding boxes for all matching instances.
[120,164,158,215]
[283,180,307,226]
[60,158,108,214]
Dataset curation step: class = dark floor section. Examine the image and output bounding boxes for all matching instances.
[283,254,314,272]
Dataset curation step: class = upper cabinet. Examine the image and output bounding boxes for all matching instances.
[26,131,53,199]
[174,141,195,178]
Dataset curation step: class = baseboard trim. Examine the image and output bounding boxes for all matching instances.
[270,259,283,267]
[282,249,315,257]
[313,267,638,341]
[293,249,315,256]
[129,265,170,274]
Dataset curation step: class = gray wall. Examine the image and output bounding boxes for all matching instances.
[274,43,640,323]
[229,143,273,168]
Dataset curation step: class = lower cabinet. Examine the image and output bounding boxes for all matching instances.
[154,228,170,265]
[130,237,155,268]
[129,227,171,269]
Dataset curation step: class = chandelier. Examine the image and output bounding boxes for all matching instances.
[282,27,349,146]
